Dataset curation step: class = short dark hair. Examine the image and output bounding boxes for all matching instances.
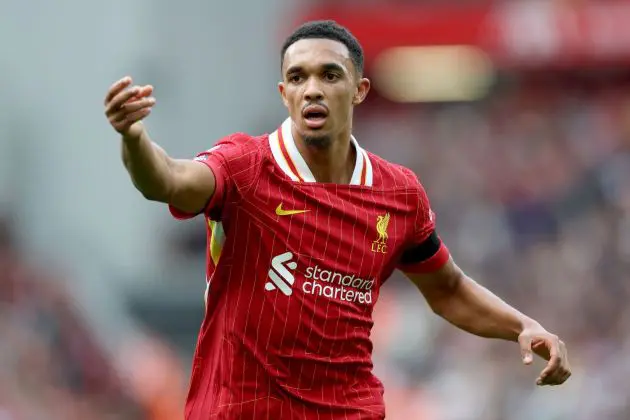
[281,20,364,76]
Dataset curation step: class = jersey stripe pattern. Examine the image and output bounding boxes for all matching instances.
[169,118,445,419]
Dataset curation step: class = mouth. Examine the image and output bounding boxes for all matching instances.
[302,105,329,129]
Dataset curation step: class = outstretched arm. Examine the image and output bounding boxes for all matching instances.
[404,256,571,386]
[104,76,215,214]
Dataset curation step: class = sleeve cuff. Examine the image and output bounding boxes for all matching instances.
[168,159,224,220]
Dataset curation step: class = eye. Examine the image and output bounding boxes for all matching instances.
[289,74,303,84]
[324,72,340,82]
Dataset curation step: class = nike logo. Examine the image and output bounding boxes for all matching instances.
[276,203,309,216]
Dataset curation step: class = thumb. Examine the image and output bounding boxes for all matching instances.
[519,335,534,365]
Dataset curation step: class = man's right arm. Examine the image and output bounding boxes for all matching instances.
[121,127,215,214]
[105,76,215,214]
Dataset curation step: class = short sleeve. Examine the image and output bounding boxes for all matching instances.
[168,133,260,221]
[410,181,436,244]
[397,174,450,274]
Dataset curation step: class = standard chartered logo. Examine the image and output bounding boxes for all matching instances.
[266,252,374,304]
[266,252,298,296]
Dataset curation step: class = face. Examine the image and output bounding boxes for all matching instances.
[279,38,370,148]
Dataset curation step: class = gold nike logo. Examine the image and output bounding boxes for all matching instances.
[276,203,309,216]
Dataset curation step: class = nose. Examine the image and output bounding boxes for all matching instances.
[303,78,324,102]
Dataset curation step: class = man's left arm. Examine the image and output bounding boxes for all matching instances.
[400,233,571,386]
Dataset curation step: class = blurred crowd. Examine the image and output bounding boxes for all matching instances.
[358,79,630,419]
[0,217,186,419]
[0,217,142,419]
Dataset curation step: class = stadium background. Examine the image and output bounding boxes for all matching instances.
[1,0,630,418]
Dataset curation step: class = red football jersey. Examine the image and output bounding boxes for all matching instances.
[169,118,449,419]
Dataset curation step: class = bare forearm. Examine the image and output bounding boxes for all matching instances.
[408,255,570,385]
[433,275,538,342]
[105,77,215,212]
[121,127,173,202]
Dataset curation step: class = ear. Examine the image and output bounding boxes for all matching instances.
[278,81,289,108]
[353,77,371,105]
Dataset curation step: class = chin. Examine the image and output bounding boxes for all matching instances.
[302,131,332,149]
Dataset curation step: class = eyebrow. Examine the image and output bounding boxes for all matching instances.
[321,63,346,73]
[285,62,347,76]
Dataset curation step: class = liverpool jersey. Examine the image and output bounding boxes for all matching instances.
[169,118,449,419]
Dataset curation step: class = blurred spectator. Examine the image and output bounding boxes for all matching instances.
[0,214,146,419]
[356,79,630,419]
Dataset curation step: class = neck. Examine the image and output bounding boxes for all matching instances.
[292,124,356,184]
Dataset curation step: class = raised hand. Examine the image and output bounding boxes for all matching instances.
[104,76,155,139]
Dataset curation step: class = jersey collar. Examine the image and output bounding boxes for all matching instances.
[269,118,373,186]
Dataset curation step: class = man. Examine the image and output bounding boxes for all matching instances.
[104,20,570,420]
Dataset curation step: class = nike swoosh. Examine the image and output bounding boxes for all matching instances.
[276,203,309,216]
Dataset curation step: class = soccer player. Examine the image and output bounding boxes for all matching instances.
[104,20,571,420]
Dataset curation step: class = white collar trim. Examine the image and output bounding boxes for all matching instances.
[268,118,373,186]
